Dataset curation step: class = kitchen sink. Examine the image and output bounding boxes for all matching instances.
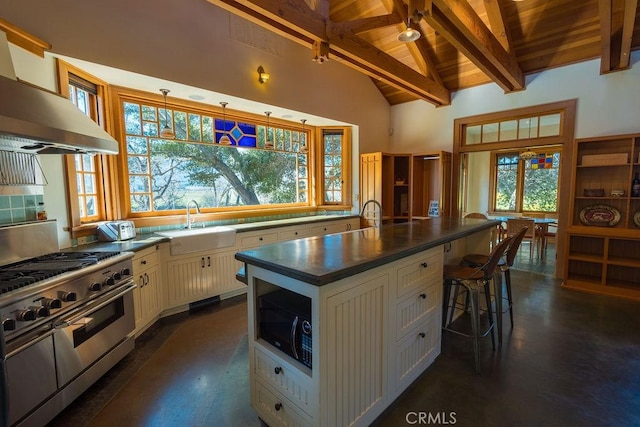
[156,226,237,255]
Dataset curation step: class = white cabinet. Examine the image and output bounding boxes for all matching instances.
[165,248,244,310]
[133,244,162,335]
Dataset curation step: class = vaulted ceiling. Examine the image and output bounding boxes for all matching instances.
[208,0,640,106]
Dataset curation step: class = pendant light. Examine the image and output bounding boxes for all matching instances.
[299,119,308,154]
[159,89,175,139]
[264,111,274,149]
[397,17,421,43]
[219,102,232,145]
[519,149,538,160]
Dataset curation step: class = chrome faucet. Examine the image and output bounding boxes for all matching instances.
[185,199,201,229]
[360,199,383,231]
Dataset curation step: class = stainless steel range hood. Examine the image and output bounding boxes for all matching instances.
[0,33,118,155]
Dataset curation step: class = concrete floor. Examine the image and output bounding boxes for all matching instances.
[49,246,640,427]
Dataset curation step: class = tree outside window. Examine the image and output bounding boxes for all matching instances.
[122,100,310,214]
[493,151,560,213]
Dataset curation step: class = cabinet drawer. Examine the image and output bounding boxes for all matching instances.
[279,228,311,241]
[254,347,312,415]
[255,379,312,427]
[310,223,345,235]
[241,232,279,247]
[134,247,159,271]
[396,283,440,340]
[396,250,442,299]
[393,315,440,393]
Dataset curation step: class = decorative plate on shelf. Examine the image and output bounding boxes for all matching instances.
[634,211,640,228]
[579,204,621,227]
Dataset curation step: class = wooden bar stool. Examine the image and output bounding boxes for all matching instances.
[442,236,513,373]
[460,227,528,344]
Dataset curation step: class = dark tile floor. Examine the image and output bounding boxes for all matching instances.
[49,245,640,427]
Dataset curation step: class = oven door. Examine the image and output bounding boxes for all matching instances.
[53,281,135,387]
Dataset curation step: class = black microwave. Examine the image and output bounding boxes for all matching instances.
[258,289,312,369]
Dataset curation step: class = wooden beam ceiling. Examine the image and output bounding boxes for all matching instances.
[208,0,451,105]
[421,0,524,92]
[599,0,639,73]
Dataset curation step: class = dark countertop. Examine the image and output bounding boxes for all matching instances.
[235,217,500,286]
[73,214,360,253]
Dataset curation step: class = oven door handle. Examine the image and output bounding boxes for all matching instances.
[54,281,136,329]
[5,328,55,359]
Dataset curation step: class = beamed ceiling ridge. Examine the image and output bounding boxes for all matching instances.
[206,0,640,106]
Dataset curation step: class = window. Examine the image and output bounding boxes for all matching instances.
[464,113,561,146]
[322,130,345,204]
[121,98,311,215]
[56,60,111,227]
[492,150,561,213]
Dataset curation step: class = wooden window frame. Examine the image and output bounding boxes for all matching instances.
[315,126,352,210]
[109,87,352,228]
[56,60,117,235]
[488,149,561,215]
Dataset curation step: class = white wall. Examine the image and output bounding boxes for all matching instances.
[390,51,640,154]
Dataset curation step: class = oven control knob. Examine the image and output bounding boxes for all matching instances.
[121,268,131,277]
[60,292,77,302]
[2,318,16,331]
[43,298,62,309]
[113,272,122,281]
[104,276,115,287]
[31,306,50,318]
[90,282,102,292]
[16,309,37,322]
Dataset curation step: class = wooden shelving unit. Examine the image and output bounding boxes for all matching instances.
[360,151,451,224]
[564,133,640,300]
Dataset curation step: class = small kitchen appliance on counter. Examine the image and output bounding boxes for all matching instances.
[97,221,137,241]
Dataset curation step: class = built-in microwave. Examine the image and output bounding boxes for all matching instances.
[258,289,312,369]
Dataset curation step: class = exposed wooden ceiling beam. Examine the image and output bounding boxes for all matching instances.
[599,0,638,73]
[327,25,450,105]
[207,0,450,105]
[483,0,513,53]
[332,13,402,34]
[422,0,525,92]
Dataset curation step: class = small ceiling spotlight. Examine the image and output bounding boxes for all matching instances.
[257,65,270,84]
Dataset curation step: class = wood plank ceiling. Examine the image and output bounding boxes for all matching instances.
[208,0,640,106]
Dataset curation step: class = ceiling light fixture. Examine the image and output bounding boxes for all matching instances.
[257,65,270,84]
[219,102,232,145]
[159,89,175,139]
[519,149,538,160]
[299,119,308,154]
[264,111,274,149]
[398,0,423,43]
[397,19,421,43]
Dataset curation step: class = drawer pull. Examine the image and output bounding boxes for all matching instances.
[259,237,263,241]
[274,366,282,375]
[275,402,282,411]
[419,332,426,338]
[141,260,147,265]
[295,232,298,235]
[419,293,427,299]
[420,262,428,268]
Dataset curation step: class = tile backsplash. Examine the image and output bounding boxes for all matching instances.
[0,194,44,225]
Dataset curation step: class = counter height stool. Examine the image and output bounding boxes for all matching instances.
[442,236,513,373]
[460,227,528,344]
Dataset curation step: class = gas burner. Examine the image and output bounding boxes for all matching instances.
[0,251,123,293]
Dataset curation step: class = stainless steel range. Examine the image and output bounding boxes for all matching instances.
[0,221,135,427]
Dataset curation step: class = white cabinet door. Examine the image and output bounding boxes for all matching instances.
[165,255,209,308]
[133,245,162,334]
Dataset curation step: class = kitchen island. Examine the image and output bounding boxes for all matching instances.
[235,217,498,427]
